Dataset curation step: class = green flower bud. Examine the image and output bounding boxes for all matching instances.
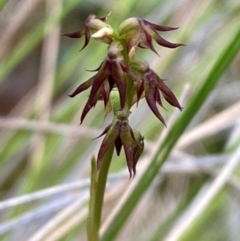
[110,88,121,115]
[86,14,110,30]
[118,17,140,36]
[129,59,149,73]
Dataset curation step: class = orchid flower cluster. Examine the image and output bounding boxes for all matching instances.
[64,14,183,177]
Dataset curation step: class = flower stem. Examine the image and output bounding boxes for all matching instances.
[87,157,98,241]
[87,146,114,241]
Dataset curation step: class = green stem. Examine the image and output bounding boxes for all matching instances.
[87,157,98,241]
[87,146,114,241]
[117,43,135,118]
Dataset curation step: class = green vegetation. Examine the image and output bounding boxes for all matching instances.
[0,0,240,241]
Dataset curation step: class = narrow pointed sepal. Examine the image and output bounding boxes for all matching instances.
[111,62,126,109]
[144,76,166,126]
[145,91,166,126]
[157,79,183,110]
[97,127,118,170]
[93,124,112,140]
[62,31,83,38]
[120,131,135,178]
[132,131,144,176]
[153,32,184,49]
[141,29,159,56]
[80,29,91,51]
[142,19,179,32]
[115,136,123,156]
[68,77,94,98]
[80,91,100,124]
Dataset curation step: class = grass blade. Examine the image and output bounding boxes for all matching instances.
[101,25,240,241]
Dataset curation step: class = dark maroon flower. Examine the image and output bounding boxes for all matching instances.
[119,17,184,54]
[96,119,144,178]
[69,41,130,123]
[64,14,184,176]
[62,14,112,51]
[129,59,182,125]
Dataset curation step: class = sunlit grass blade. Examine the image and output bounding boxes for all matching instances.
[0,0,7,11]
[101,25,240,241]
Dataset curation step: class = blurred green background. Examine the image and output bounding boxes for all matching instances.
[0,0,240,240]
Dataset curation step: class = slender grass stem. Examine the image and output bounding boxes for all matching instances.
[101,25,240,241]
[87,146,114,241]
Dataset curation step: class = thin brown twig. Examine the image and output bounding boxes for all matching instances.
[0,117,99,138]
[32,182,126,241]
[0,153,233,211]
[1,101,239,147]
[163,144,240,241]
[177,100,240,149]
[28,194,88,241]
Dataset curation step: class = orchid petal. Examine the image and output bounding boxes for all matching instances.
[157,78,183,110]
[142,19,179,32]
[115,136,123,156]
[110,62,126,109]
[93,124,112,139]
[97,125,119,170]
[68,76,94,98]
[120,128,135,178]
[80,29,91,51]
[144,79,166,126]
[137,80,144,104]
[86,62,108,106]
[80,90,100,123]
[62,30,84,38]
[152,30,184,48]
[141,29,159,56]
